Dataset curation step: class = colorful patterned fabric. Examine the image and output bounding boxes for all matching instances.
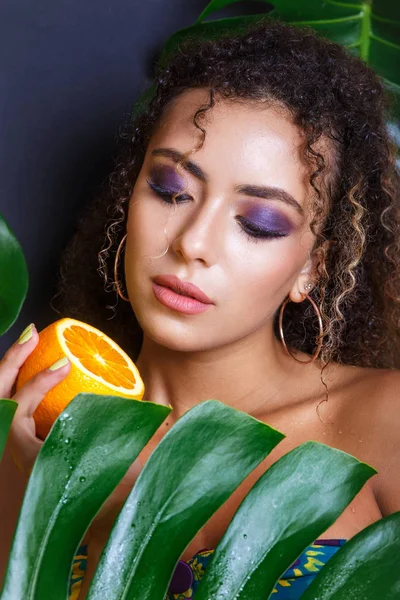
[69,546,88,600]
[69,538,345,600]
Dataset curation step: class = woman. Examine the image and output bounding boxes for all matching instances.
[2,18,399,600]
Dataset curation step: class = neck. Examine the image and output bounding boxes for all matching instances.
[135,325,300,419]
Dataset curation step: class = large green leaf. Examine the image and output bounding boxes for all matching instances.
[161,0,400,111]
[302,511,400,599]
[86,399,284,600]
[0,393,170,600]
[197,0,361,33]
[0,399,17,462]
[0,213,29,335]
[195,441,375,599]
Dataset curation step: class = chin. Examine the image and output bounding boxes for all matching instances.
[129,283,230,353]
[137,314,219,353]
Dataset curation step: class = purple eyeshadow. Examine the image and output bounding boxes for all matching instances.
[243,205,293,235]
[150,164,186,194]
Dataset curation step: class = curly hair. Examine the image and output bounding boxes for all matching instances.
[54,18,400,370]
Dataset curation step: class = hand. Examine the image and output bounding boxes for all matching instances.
[0,323,71,477]
[1,323,140,545]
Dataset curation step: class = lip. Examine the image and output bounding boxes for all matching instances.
[152,275,214,315]
[152,275,213,304]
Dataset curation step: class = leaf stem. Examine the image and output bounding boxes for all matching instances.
[360,2,371,62]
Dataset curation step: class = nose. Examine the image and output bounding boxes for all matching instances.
[171,199,223,267]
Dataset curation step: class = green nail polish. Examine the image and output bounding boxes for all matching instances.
[17,324,34,345]
[49,357,69,371]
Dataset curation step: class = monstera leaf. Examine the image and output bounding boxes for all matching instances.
[301,511,400,599]
[0,399,17,461]
[3,395,398,600]
[0,213,29,335]
[134,0,400,153]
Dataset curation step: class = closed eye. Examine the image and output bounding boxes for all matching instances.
[146,179,192,204]
[146,179,288,243]
[236,216,289,241]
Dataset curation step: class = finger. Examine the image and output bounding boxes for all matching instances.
[0,323,39,398]
[12,356,71,420]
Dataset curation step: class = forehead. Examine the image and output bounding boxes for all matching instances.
[148,88,318,207]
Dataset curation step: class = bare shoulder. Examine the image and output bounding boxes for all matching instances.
[321,360,400,414]
[328,363,400,515]
[335,364,400,427]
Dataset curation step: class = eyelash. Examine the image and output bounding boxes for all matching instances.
[146,180,288,242]
[146,180,192,204]
[236,216,288,242]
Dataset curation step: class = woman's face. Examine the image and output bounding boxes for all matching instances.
[125,89,317,352]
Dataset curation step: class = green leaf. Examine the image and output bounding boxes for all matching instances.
[197,0,273,23]
[156,0,400,125]
[86,399,284,600]
[0,213,29,335]
[195,441,376,599]
[302,511,400,599]
[0,399,17,462]
[198,0,358,24]
[0,393,170,600]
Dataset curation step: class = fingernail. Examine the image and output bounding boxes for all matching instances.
[17,323,35,345]
[49,356,69,371]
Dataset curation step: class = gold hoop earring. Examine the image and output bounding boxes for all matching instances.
[278,295,323,364]
[114,233,130,302]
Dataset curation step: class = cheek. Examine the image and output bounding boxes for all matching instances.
[128,193,151,232]
[230,234,312,305]
[127,195,167,254]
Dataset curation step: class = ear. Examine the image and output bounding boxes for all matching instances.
[289,254,316,303]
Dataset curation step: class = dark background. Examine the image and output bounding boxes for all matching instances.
[0,1,270,580]
[0,0,272,356]
[0,0,205,355]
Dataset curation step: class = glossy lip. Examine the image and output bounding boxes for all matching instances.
[152,283,212,315]
[152,275,214,304]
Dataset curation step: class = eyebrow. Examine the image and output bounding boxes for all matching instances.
[151,147,304,215]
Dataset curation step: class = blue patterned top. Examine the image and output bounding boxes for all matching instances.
[69,538,345,599]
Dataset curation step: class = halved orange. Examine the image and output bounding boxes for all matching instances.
[16,318,144,439]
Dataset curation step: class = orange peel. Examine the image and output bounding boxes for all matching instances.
[16,318,144,439]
